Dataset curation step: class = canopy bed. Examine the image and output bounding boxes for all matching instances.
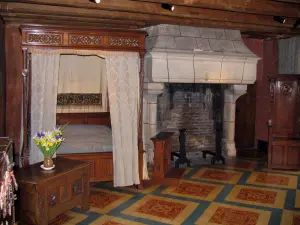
[20,26,148,188]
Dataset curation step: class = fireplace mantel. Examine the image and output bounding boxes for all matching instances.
[144,25,260,84]
[143,25,260,164]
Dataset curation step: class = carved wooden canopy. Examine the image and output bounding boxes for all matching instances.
[21,26,147,52]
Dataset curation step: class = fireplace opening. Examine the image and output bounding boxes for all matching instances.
[157,83,225,165]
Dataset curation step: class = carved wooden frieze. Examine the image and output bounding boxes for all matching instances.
[108,36,139,47]
[27,33,63,45]
[69,34,103,46]
[57,93,102,106]
[21,26,146,52]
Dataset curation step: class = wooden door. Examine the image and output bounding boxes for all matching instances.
[235,85,256,148]
[272,77,298,137]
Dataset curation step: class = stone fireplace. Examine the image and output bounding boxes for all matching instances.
[143,25,260,165]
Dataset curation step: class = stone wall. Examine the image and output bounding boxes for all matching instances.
[157,84,215,153]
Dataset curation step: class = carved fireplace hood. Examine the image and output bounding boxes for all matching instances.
[144,25,260,84]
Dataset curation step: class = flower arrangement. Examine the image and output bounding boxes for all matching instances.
[33,127,65,169]
[33,128,64,158]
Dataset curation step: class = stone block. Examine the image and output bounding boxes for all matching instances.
[221,61,244,83]
[195,38,211,51]
[156,24,181,36]
[225,29,241,40]
[233,41,253,54]
[199,28,216,38]
[215,29,226,40]
[153,36,176,49]
[175,37,198,50]
[179,26,201,37]
[209,39,236,52]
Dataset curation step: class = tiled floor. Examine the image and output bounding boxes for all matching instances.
[50,160,300,225]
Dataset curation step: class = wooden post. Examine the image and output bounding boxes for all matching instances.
[21,48,30,167]
[138,51,145,189]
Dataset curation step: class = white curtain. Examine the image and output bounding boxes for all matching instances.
[30,53,60,164]
[106,54,140,187]
[57,55,107,113]
[279,38,298,74]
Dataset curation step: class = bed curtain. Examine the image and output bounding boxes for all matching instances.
[28,49,145,187]
[30,53,60,164]
[106,55,140,187]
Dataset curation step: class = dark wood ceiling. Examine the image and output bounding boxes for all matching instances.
[0,0,299,38]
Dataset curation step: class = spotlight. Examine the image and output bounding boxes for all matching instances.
[273,16,286,24]
[161,3,175,11]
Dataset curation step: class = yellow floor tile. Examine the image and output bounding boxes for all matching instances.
[90,215,146,225]
[226,185,287,209]
[280,210,300,225]
[195,202,271,225]
[89,188,133,214]
[122,195,198,225]
[295,190,300,208]
[162,180,224,201]
[191,168,244,184]
[246,172,297,189]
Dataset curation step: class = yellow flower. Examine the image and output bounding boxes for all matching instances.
[46,147,49,151]
[49,143,53,147]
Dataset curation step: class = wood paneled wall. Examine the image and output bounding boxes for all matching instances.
[0,20,5,136]
[4,25,23,165]
[242,38,278,144]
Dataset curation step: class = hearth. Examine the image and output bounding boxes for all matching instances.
[159,83,225,165]
[142,25,259,166]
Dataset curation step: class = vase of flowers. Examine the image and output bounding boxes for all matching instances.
[33,128,64,170]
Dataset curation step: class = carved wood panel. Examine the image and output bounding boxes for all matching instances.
[108,36,139,47]
[27,33,63,45]
[21,26,146,51]
[69,34,103,46]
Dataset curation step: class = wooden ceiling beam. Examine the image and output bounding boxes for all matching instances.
[2,0,297,28]
[1,12,146,26]
[132,0,300,17]
[2,17,139,29]
[0,2,299,35]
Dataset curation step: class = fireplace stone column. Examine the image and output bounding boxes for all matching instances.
[143,83,164,165]
[223,85,247,157]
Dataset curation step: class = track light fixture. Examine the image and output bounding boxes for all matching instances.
[273,16,286,24]
[161,3,175,11]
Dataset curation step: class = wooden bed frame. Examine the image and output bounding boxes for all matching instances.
[19,26,147,189]
[56,112,113,182]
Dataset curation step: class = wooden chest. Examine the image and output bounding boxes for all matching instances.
[16,157,90,225]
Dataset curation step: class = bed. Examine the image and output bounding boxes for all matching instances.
[56,112,113,182]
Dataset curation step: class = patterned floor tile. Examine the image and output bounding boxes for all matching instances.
[49,211,88,225]
[218,161,257,171]
[89,188,133,214]
[122,195,198,225]
[226,185,287,209]
[90,215,146,225]
[162,180,224,201]
[246,172,298,189]
[280,210,300,225]
[262,168,300,175]
[191,168,244,184]
[104,181,159,194]
[195,202,271,225]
